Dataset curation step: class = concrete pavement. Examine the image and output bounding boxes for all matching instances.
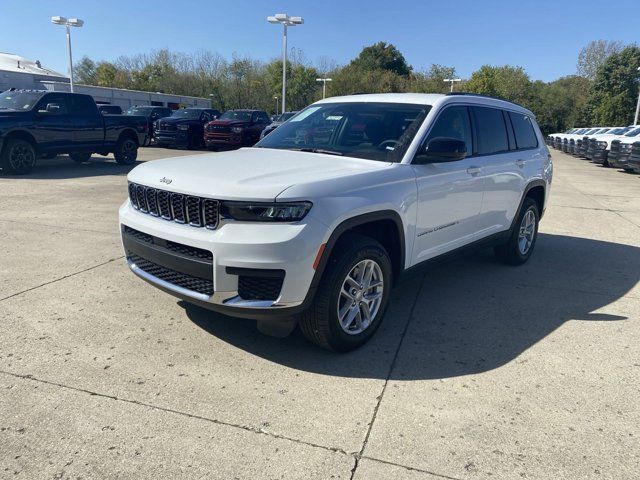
[1,149,638,479]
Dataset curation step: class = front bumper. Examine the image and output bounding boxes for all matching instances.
[119,201,327,320]
[592,148,608,164]
[204,132,244,147]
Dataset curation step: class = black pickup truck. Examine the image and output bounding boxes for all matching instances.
[0,89,148,174]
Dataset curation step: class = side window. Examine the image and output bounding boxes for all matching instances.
[504,111,516,150]
[37,94,69,114]
[251,112,259,123]
[68,95,96,115]
[472,106,509,155]
[509,112,538,150]
[201,112,211,122]
[423,106,473,155]
[260,112,269,123]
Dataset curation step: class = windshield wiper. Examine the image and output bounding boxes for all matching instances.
[292,147,343,156]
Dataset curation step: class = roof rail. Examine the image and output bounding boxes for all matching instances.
[446,91,526,108]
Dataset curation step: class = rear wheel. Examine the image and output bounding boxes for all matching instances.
[1,138,37,174]
[69,152,92,163]
[494,197,539,265]
[300,234,392,352]
[114,136,138,165]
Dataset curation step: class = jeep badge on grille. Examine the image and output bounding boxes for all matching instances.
[159,177,172,185]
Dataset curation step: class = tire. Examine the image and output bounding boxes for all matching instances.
[1,138,37,175]
[494,197,539,265]
[299,234,392,352]
[114,136,138,165]
[69,152,92,163]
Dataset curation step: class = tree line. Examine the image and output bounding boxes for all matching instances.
[74,40,640,134]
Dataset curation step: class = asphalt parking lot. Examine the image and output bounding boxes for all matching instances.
[1,148,638,479]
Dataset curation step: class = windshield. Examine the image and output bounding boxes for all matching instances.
[255,102,431,162]
[278,112,297,122]
[126,107,153,116]
[219,111,252,121]
[625,127,640,137]
[0,90,45,111]
[171,109,201,119]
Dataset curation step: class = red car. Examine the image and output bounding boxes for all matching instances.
[204,109,271,150]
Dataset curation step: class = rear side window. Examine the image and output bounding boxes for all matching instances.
[424,106,473,156]
[509,112,538,150]
[68,95,96,115]
[472,106,509,155]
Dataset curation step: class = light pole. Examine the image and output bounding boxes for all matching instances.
[634,67,640,126]
[268,13,303,115]
[273,96,279,116]
[443,78,462,93]
[316,78,332,99]
[51,16,84,93]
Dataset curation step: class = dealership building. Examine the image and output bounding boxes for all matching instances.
[0,52,209,109]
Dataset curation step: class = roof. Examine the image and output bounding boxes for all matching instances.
[0,52,66,78]
[314,92,534,116]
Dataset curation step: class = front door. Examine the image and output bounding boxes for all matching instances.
[68,94,103,150]
[32,94,74,152]
[411,105,485,264]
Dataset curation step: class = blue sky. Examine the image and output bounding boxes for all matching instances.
[2,0,638,82]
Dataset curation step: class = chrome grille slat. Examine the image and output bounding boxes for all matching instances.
[157,190,172,219]
[186,196,202,227]
[146,188,159,216]
[203,199,219,230]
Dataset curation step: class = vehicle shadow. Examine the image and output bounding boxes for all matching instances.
[183,233,638,380]
[0,155,140,179]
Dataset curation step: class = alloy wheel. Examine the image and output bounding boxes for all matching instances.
[9,144,35,171]
[336,259,384,335]
[518,209,536,255]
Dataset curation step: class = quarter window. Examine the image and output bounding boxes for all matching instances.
[423,106,473,156]
[509,112,538,150]
[68,95,96,115]
[472,106,509,155]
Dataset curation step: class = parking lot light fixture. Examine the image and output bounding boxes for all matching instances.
[273,96,279,116]
[443,78,462,93]
[268,13,304,114]
[51,16,84,93]
[316,78,332,99]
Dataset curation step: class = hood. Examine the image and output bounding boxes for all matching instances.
[208,119,251,127]
[159,116,200,126]
[127,147,391,201]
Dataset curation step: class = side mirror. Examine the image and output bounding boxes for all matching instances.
[37,103,62,115]
[415,137,467,164]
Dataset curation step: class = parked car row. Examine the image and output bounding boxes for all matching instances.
[547,125,640,173]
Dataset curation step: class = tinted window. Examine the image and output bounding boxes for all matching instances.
[472,106,509,155]
[509,112,538,149]
[68,95,96,115]
[37,94,68,114]
[423,106,472,155]
[0,91,45,111]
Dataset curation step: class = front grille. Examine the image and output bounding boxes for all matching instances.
[123,226,213,261]
[123,225,152,243]
[207,124,230,133]
[238,276,284,301]
[631,142,640,157]
[129,183,219,229]
[129,254,214,296]
[158,123,177,132]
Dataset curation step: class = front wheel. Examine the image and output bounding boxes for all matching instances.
[494,197,539,265]
[1,138,37,174]
[114,136,138,165]
[300,234,392,352]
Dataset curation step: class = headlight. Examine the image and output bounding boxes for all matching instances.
[177,124,189,131]
[621,144,632,151]
[221,201,312,222]
[231,126,244,134]
[597,141,608,148]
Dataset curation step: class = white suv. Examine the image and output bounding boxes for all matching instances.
[120,93,552,351]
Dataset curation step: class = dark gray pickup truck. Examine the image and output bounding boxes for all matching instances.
[0,89,148,174]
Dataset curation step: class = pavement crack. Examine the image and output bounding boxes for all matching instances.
[361,455,466,480]
[0,256,124,302]
[0,369,349,458]
[349,273,428,480]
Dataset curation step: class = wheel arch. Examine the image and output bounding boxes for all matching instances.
[117,128,139,146]
[510,180,546,233]
[2,130,38,152]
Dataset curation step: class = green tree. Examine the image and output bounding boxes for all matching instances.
[465,65,532,105]
[577,40,624,80]
[585,46,640,125]
[349,42,412,76]
[94,62,120,87]
[74,56,96,84]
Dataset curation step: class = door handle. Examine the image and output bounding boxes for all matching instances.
[466,166,481,175]
[516,159,525,168]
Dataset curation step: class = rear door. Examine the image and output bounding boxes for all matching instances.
[411,105,485,264]
[472,107,534,234]
[68,94,103,150]
[32,94,74,152]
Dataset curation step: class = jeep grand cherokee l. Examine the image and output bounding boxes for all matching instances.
[120,93,552,351]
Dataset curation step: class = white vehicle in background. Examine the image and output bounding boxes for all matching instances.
[120,93,552,351]
[564,128,598,154]
[608,126,640,169]
[577,127,613,157]
[588,126,632,164]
